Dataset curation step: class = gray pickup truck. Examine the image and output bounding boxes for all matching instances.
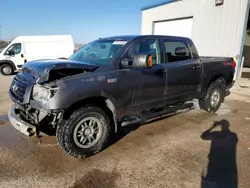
[8,35,236,158]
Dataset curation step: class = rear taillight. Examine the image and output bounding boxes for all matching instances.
[231,61,236,69]
[222,61,236,69]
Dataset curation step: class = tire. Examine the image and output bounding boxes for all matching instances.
[0,64,14,76]
[199,78,226,113]
[56,105,111,158]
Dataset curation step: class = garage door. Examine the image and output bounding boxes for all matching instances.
[153,18,193,39]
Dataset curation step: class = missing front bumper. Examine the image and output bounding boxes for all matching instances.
[8,104,36,137]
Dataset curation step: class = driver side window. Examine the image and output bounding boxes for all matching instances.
[5,43,22,55]
[127,39,161,65]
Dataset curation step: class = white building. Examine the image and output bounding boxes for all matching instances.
[141,0,250,78]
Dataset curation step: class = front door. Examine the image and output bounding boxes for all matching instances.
[161,38,202,104]
[4,43,24,69]
[117,38,167,116]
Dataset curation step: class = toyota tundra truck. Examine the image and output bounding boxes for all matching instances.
[8,35,236,158]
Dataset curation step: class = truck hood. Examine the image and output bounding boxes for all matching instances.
[21,59,99,83]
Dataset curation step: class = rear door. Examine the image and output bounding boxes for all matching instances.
[117,37,167,116]
[161,37,202,104]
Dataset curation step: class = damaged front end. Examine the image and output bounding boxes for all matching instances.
[10,103,63,136]
[21,59,99,83]
[8,59,98,137]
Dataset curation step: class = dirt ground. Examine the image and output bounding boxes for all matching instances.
[0,75,250,188]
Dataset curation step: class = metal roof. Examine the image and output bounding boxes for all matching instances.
[141,0,177,11]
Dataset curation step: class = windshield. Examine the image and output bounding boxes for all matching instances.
[68,39,128,65]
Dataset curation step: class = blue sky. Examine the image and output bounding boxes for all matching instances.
[0,0,166,43]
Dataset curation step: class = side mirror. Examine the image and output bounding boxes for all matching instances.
[121,54,153,68]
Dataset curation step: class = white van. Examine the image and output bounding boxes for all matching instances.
[0,35,75,75]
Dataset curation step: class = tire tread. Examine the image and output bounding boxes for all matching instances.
[199,78,226,113]
[0,64,14,76]
[56,105,111,158]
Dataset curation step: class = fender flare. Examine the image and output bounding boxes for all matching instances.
[0,60,16,71]
[99,91,119,133]
[104,98,118,133]
[62,92,119,133]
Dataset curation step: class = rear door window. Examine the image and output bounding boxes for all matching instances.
[163,39,192,62]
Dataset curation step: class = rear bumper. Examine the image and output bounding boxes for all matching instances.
[8,104,36,137]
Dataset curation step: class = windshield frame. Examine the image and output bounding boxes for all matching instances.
[68,38,130,67]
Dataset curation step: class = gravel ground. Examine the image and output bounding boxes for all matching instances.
[0,75,250,188]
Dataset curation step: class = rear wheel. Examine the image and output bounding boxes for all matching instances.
[0,64,14,76]
[56,105,111,158]
[199,78,226,113]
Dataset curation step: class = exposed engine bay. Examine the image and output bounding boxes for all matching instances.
[9,59,99,136]
[20,59,99,83]
[48,68,87,81]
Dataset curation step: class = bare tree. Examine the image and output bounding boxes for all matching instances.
[0,40,9,49]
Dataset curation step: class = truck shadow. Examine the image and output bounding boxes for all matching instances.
[201,119,238,188]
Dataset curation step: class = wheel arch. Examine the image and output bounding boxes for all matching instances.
[63,96,118,133]
[199,76,226,113]
[209,75,226,85]
[0,60,17,71]
[199,75,226,99]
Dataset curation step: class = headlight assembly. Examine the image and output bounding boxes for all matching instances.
[32,84,59,103]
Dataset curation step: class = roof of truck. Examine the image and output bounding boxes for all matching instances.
[100,35,190,41]
[100,35,139,40]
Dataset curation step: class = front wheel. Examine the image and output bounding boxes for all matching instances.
[56,105,111,158]
[199,78,226,113]
[0,64,14,76]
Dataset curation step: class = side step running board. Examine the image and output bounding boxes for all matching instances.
[121,102,194,127]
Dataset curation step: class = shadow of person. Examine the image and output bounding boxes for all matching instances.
[201,120,238,188]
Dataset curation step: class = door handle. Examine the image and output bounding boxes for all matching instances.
[192,64,201,70]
